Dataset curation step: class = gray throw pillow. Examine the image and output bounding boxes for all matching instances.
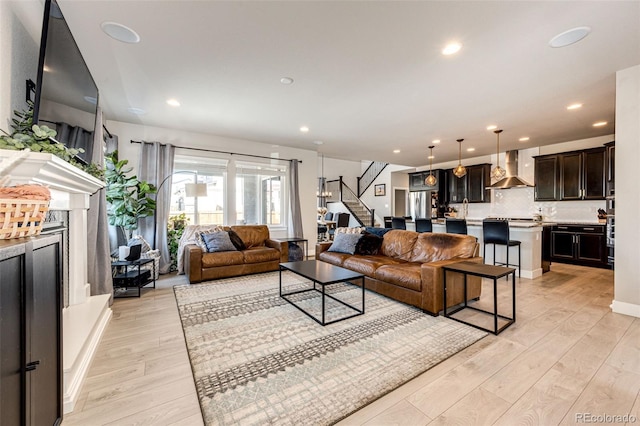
[202,231,237,253]
[328,233,363,255]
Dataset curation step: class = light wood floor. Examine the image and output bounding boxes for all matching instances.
[62,263,640,426]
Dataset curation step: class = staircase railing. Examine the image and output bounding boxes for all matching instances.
[357,161,388,197]
[325,177,375,226]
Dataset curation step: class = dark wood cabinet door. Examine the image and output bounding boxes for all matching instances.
[583,148,606,200]
[576,232,605,262]
[551,230,575,259]
[447,169,467,203]
[534,155,559,201]
[560,152,582,200]
[606,143,615,195]
[409,172,424,191]
[466,165,490,203]
[0,254,25,426]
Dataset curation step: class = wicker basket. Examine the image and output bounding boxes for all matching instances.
[0,198,50,239]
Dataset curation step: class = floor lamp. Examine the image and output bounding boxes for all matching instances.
[152,171,208,249]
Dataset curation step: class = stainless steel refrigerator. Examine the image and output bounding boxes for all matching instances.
[410,191,436,219]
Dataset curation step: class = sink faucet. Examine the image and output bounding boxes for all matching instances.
[462,198,469,219]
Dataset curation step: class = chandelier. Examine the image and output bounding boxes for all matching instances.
[453,138,467,178]
[316,154,332,198]
[424,145,437,186]
[490,129,507,180]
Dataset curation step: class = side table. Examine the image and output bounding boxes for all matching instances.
[442,261,516,335]
[111,258,156,298]
[278,237,308,261]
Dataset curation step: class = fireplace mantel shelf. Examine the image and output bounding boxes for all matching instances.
[0,150,104,195]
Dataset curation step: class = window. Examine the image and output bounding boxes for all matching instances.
[170,155,227,225]
[236,161,286,227]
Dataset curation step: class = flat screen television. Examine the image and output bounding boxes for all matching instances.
[33,0,99,165]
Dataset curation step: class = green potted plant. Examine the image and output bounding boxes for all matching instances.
[105,150,156,241]
[0,101,104,179]
[167,213,189,272]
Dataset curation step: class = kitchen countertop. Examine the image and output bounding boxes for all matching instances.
[428,218,604,228]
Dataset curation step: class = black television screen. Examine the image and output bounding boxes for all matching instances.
[33,0,99,165]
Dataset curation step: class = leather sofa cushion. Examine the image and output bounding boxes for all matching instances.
[230,225,269,248]
[343,255,404,276]
[374,263,423,292]
[380,230,418,261]
[318,251,351,266]
[202,251,244,267]
[243,247,280,264]
[410,233,478,263]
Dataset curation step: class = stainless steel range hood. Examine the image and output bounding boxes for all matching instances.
[488,150,533,189]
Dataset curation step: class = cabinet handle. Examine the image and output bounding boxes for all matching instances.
[25,360,40,372]
[583,227,595,231]
[558,226,568,230]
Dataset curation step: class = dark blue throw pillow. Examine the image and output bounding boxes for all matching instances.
[365,227,392,237]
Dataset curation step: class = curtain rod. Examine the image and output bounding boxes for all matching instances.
[130,140,301,163]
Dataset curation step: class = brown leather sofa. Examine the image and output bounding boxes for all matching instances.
[184,225,288,283]
[316,230,483,315]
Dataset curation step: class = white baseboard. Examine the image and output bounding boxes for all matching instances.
[610,300,640,318]
[62,294,112,414]
[521,268,543,280]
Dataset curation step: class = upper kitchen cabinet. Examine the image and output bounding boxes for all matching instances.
[605,141,615,195]
[409,170,443,192]
[534,147,606,201]
[446,164,491,203]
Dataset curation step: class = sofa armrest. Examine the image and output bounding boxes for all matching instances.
[266,239,288,263]
[420,257,483,315]
[315,242,333,259]
[184,244,203,283]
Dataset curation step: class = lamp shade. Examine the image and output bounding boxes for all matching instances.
[185,183,208,197]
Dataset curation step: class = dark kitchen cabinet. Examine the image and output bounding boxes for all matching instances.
[534,147,606,201]
[409,170,442,192]
[550,224,607,268]
[534,155,559,201]
[446,164,491,203]
[0,234,62,426]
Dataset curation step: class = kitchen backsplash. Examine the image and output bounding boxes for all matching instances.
[450,187,606,223]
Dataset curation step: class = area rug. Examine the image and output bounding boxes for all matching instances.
[174,271,486,425]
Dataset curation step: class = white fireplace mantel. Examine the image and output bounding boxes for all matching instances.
[1,149,112,413]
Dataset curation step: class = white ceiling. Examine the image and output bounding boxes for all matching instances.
[58,1,640,167]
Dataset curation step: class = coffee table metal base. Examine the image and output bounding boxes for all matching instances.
[279,264,365,326]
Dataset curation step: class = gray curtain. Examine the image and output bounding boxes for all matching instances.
[288,160,303,238]
[138,142,175,274]
[57,122,94,165]
[86,107,114,301]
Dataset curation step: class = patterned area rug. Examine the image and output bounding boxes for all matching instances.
[174,271,486,425]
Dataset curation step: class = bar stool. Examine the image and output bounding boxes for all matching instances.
[482,219,521,277]
[415,218,433,233]
[383,216,393,228]
[446,218,467,235]
[391,217,407,230]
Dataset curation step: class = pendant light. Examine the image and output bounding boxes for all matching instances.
[490,129,506,180]
[453,138,467,178]
[316,154,332,198]
[424,145,437,186]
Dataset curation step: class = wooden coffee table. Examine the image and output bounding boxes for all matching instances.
[279,260,365,326]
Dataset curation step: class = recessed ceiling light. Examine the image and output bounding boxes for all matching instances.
[442,42,461,56]
[166,99,180,107]
[432,139,440,144]
[43,65,51,72]
[127,107,146,115]
[280,77,294,85]
[567,103,583,110]
[467,148,475,152]
[393,149,400,153]
[486,125,497,131]
[83,96,97,105]
[101,21,140,44]
[593,121,608,127]
[519,137,530,142]
[300,126,309,133]
[549,26,591,48]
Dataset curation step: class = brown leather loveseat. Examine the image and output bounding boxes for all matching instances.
[316,229,483,315]
[184,225,287,283]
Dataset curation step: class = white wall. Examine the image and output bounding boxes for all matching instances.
[0,0,42,131]
[613,64,640,318]
[105,119,319,242]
